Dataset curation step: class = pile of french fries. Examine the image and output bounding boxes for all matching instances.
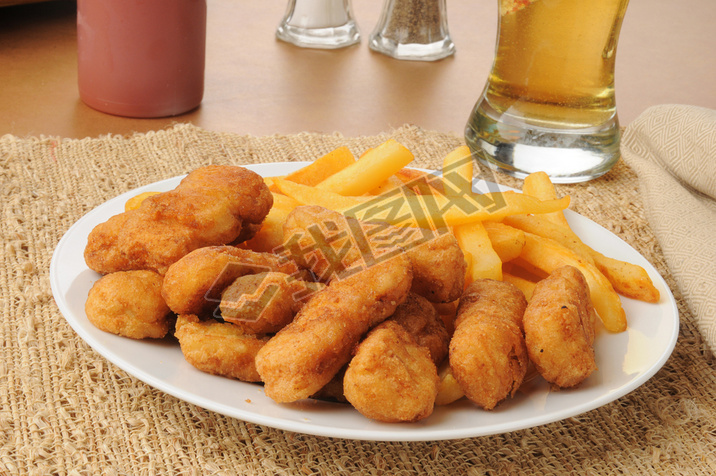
[243,139,659,336]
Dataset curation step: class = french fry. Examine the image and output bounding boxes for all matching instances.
[483,221,526,262]
[241,193,301,253]
[124,191,161,211]
[283,146,356,186]
[263,176,283,193]
[346,191,571,229]
[272,178,367,211]
[592,254,660,303]
[366,175,408,196]
[503,259,548,282]
[240,207,289,253]
[315,139,414,196]
[274,178,571,228]
[442,146,473,197]
[453,222,502,283]
[522,171,570,227]
[503,214,596,266]
[271,192,301,211]
[502,272,536,301]
[395,168,445,195]
[519,232,627,332]
[435,362,464,406]
[504,214,659,303]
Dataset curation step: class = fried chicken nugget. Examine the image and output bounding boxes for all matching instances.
[161,246,307,316]
[281,206,465,302]
[313,293,449,405]
[343,321,439,423]
[85,270,172,339]
[220,271,325,334]
[388,293,449,367]
[449,279,529,410]
[174,314,269,382]
[84,165,272,275]
[523,265,597,388]
[255,253,413,403]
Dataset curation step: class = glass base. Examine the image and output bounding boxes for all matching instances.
[465,98,621,184]
[368,34,455,62]
[276,21,360,49]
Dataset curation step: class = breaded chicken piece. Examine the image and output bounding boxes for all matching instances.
[220,271,325,334]
[523,265,597,388]
[84,165,272,275]
[313,293,449,405]
[281,205,465,302]
[343,321,439,423]
[255,253,413,403]
[388,293,449,367]
[161,246,307,316]
[85,270,172,339]
[449,279,529,410]
[174,314,269,382]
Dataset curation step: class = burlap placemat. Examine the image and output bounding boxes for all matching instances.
[1,124,714,475]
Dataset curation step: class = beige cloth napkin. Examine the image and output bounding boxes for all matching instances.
[621,104,716,353]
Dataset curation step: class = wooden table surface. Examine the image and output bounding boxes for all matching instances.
[2,0,714,140]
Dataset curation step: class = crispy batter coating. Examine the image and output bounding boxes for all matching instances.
[85,270,172,339]
[281,206,465,302]
[343,321,439,423]
[449,279,528,410]
[220,271,325,334]
[174,315,269,382]
[161,246,306,316]
[388,293,449,366]
[84,165,272,275]
[523,266,597,388]
[255,253,413,403]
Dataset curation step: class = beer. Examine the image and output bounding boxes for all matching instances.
[487,0,630,128]
[465,0,630,183]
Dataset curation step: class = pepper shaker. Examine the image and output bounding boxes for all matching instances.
[369,0,455,61]
[277,0,360,49]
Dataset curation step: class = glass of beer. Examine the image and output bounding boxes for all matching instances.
[465,0,630,183]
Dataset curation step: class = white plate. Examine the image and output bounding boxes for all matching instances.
[50,162,679,441]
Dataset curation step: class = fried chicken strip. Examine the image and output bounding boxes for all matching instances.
[84,165,272,275]
[449,279,528,410]
[523,265,597,388]
[255,253,413,403]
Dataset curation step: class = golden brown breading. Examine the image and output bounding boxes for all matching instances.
[85,270,172,339]
[449,279,529,410]
[388,293,449,367]
[220,271,325,334]
[161,246,306,316]
[255,253,413,403]
[523,265,597,388]
[281,205,465,302]
[343,321,439,423]
[84,165,272,275]
[174,314,269,382]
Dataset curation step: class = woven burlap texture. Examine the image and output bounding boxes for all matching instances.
[1,124,714,475]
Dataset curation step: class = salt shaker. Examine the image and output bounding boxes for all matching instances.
[369,0,455,61]
[276,0,360,49]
